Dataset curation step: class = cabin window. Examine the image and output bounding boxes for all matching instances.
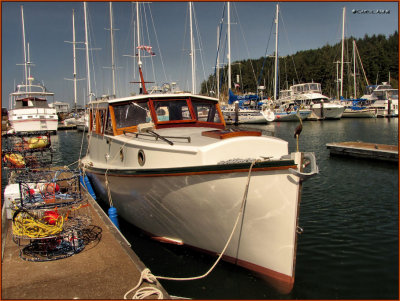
[105,110,113,134]
[94,108,107,135]
[113,101,151,128]
[153,100,193,122]
[191,101,221,123]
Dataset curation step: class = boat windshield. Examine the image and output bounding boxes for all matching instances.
[113,101,152,128]
[107,96,224,135]
[152,99,193,122]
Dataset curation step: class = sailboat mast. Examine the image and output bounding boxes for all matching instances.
[189,2,196,94]
[274,3,279,101]
[84,2,93,103]
[227,2,231,90]
[340,6,345,98]
[353,39,356,99]
[27,43,32,93]
[72,9,78,113]
[217,25,220,99]
[109,2,116,97]
[20,6,28,92]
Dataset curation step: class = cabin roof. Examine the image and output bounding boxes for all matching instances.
[89,93,219,105]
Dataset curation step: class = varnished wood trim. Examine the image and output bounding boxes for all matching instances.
[202,129,262,139]
[87,163,297,178]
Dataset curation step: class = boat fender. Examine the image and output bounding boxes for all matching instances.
[80,174,97,200]
[108,206,120,230]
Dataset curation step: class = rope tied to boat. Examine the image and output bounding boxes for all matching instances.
[124,268,163,299]
[123,159,260,298]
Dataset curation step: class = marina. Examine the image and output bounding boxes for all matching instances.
[1,1,398,300]
[1,117,398,299]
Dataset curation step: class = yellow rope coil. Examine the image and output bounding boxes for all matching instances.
[12,214,64,238]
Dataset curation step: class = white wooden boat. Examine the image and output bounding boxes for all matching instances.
[81,2,318,293]
[81,92,318,294]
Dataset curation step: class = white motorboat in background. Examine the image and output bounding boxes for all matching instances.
[7,6,58,134]
[362,82,398,117]
[279,83,345,120]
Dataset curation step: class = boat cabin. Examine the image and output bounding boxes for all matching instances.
[291,83,322,95]
[88,94,225,136]
[11,84,55,109]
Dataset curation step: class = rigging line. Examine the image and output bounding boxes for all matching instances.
[279,10,300,85]
[87,6,98,99]
[179,4,190,91]
[213,3,226,79]
[143,4,157,86]
[193,4,208,93]
[257,17,275,88]
[354,41,369,86]
[148,3,168,83]
[232,3,257,85]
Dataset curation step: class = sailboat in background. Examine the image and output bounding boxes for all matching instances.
[337,7,376,118]
[266,4,311,122]
[81,2,318,294]
[8,6,58,134]
[220,2,275,124]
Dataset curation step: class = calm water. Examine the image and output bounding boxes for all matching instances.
[2,118,398,299]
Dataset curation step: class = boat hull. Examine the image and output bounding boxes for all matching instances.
[8,108,58,133]
[86,161,302,293]
[341,108,377,118]
[311,105,345,120]
[274,110,311,122]
[222,110,271,124]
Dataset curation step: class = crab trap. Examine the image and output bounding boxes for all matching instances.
[2,132,53,170]
[9,169,92,261]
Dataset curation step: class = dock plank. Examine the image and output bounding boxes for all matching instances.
[326,141,398,162]
[1,193,169,299]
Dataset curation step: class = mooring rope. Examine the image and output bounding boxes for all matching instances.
[124,159,259,299]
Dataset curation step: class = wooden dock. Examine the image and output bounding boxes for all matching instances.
[326,141,398,162]
[57,124,77,130]
[1,188,170,299]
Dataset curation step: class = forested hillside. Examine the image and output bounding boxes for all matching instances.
[200,31,398,100]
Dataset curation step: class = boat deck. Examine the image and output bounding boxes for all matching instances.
[1,189,170,299]
[326,141,398,162]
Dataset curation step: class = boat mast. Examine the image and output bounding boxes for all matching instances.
[189,2,196,94]
[136,2,148,94]
[353,39,356,99]
[84,2,93,103]
[340,6,345,98]
[72,9,78,113]
[274,3,279,101]
[217,24,220,99]
[20,6,28,93]
[109,2,116,97]
[227,2,231,90]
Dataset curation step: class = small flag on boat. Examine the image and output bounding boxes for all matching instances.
[137,45,155,56]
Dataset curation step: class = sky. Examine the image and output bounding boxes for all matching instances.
[2,1,398,109]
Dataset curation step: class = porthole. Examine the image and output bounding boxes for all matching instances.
[138,149,145,166]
